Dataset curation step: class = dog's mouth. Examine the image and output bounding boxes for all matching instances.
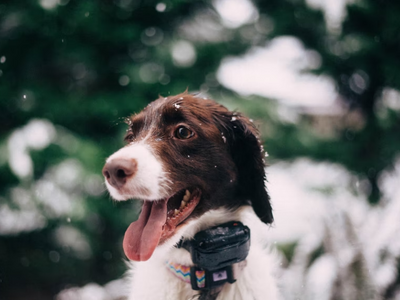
[123,188,201,261]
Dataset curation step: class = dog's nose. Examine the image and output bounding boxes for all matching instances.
[102,158,137,188]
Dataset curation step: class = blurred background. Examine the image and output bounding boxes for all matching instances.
[1,0,400,299]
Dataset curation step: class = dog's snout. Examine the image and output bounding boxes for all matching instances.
[102,158,137,188]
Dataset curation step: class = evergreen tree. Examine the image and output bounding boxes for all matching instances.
[0,0,399,299]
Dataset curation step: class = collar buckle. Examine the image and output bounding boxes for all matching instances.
[190,265,236,290]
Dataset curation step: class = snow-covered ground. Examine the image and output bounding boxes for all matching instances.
[269,159,400,300]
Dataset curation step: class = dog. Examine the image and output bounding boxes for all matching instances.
[102,92,279,300]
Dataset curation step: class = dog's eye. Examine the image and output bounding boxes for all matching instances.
[175,126,194,139]
[124,132,135,142]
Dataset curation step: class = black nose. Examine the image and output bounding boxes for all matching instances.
[102,158,138,189]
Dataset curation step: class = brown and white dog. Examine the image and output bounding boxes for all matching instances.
[102,92,279,300]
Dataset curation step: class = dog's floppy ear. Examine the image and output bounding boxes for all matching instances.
[212,108,273,224]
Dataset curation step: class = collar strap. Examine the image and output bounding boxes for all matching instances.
[166,260,247,290]
[167,261,206,289]
[169,221,250,290]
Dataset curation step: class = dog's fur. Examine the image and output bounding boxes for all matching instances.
[103,93,279,300]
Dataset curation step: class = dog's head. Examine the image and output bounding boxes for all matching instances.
[103,93,273,261]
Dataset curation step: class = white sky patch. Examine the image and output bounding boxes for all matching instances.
[23,119,56,150]
[306,0,355,33]
[214,0,352,32]
[35,179,73,217]
[0,203,47,235]
[156,2,166,12]
[8,130,33,178]
[52,159,84,190]
[217,36,337,108]
[39,0,58,10]
[26,160,85,220]
[7,119,56,179]
[378,156,400,200]
[379,88,400,111]
[213,0,258,28]
[171,40,197,68]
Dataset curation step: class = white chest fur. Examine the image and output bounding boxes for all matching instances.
[126,207,280,300]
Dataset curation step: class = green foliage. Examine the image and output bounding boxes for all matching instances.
[276,241,298,266]
[1,0,400,298]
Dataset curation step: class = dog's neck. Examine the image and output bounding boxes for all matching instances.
[166,221,250,291]
[126,206,280,300]
[157,207,248,262]
[158,209,249,299]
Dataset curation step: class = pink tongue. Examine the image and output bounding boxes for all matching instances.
[123,200,167,261]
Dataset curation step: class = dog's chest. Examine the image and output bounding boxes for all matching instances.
[127,243,280,300]
[128,258,196,300]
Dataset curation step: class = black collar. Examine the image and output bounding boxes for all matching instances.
[173,221,250,290]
